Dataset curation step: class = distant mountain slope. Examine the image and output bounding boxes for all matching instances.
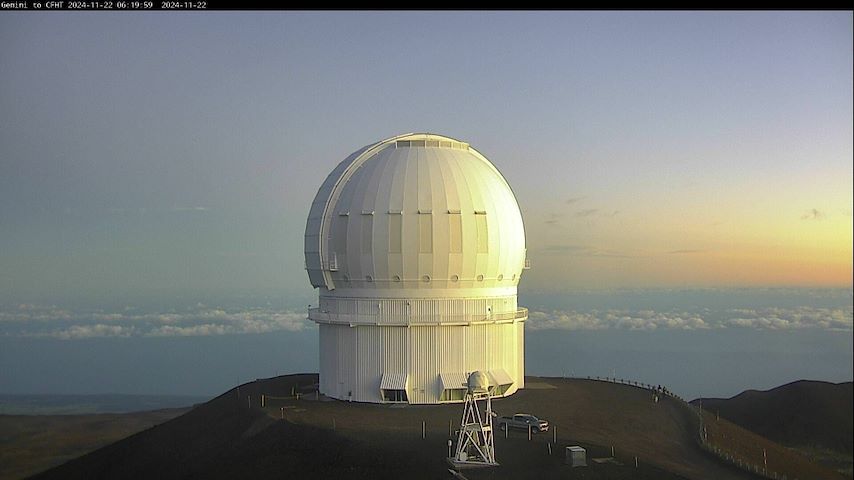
[0,408,187,480]
[693,380,853,454]
[0,394,209,415]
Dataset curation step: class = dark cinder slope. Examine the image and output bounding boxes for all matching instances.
[694,380,853,454]
[28,374,427,480]
[30,375,841,480]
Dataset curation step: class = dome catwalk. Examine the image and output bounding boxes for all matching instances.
[305,133,529,404]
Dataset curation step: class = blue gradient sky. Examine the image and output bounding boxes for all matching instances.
[1,12,852,397]
[1,12,851,303]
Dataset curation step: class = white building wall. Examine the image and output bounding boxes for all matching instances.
[517,321,525,389]
[317,320,525,404]
[318,325,336,396]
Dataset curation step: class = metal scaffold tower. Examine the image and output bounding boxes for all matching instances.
[449,371,498,469]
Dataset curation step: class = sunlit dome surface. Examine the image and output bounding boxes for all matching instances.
[305,133,526,295]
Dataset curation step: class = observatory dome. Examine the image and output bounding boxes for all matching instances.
[305,133,528,404]
[305,133,526,296]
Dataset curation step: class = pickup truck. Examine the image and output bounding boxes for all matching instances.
[496,413,549,432]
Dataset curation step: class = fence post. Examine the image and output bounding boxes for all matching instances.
[763,448,767,472]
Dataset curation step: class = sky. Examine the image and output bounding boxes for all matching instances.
[0,12,851,397]
[1,11,851,303]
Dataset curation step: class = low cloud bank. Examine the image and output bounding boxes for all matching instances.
[527,309,710,331]
[527,305,852,332]
[0,304,309,339]
[724,306,852,331]
[2,301,851,339]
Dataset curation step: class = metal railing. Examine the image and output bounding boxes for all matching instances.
[308,307,528,326]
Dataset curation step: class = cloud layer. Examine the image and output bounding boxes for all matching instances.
[527,305,852,332]
[2,299,851,339]
[0,304,309,339]
[724,306,852,330]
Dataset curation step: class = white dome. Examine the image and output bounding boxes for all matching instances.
[305,133,526,297]
[467,371,490,393]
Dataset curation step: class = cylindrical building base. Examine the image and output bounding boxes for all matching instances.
[318,321,525,404]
